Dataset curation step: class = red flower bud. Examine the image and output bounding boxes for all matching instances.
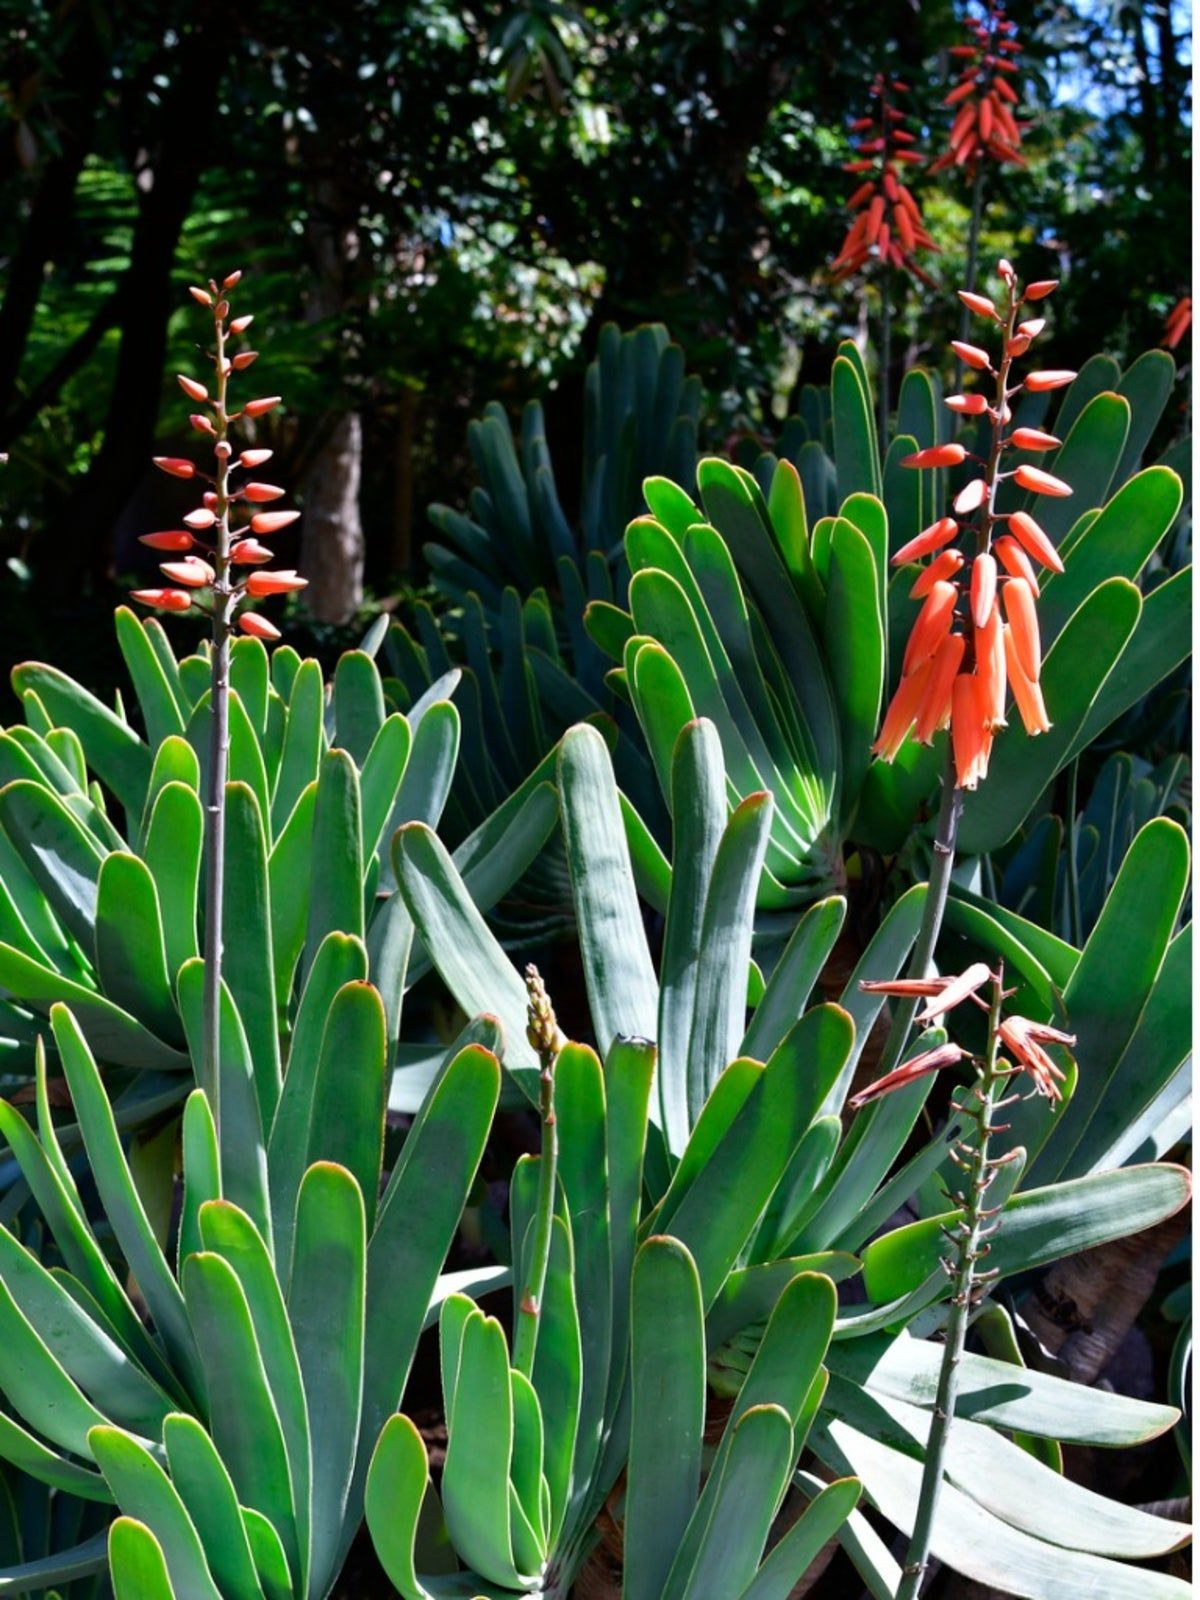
[1017,317,1046,338]
[954,478,987,514]
[188,287,213,307]
[1009,427,1061,452]
[1006,510,1064,573]
[160,558,215,588]
[140,531,195,551]
[177,375,209,403]
[1023,279,1058,301]
[131,588,193,612]
[944,393,988,415]
[971,551,997,627]
[190,413,216,436]
[215,441,232,461]
[230,314,254,333]
[245,569,308,596]
[250,509,300,534]
[243,396,281,418]
[239,612,281,641]
[902,443,967,469]
[242,483,286,503]
[957,290,998,318]
[910,548,965,598]
[892,516,960,565]
[231,351,259,370]
[950,340,992,371]
[239,448,273,468]
[222,269,243,289]
[1014,464,1071,497]
[994,534,1040,595]
[184,508,216,529]
[230,539,275,564]
[153,456,196,479]
[1023,369,1076,392]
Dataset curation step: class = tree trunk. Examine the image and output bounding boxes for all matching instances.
[300,410,365,624]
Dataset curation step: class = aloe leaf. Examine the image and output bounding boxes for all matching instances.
[272,659,324,835]
[389,698,460,838]
[737,1476,861,1600]
[624,1237,705,1600]
[688,791,773,1123]
[558,723,658,1057]
[862,1162,1191,1303]
[182,1251,299,1583]
[51,1005,202,1396]
[1077,565,1190,748]
[741,895,846,1062]
[187,688,271,832]
[243,1507,294,1600]
[90,1426,224,1600]
[176,962,270,1250]
[142,781,202,985]
[222,783,281,1126]
[107,1518,174,1599]
[658,719,725,1155]
[365,1415,434,1600]
[1021,391,1130,539]
[832,355,881,501]
[0,1405,109,1500]
[9,663,151,817]
[440,1311,522,1587]
[267,780,316,1006]
[0,1276,110,1457]
[532,1214,582,1548]
[93,852,180,1044]
[1114,349,1176,484]
[0,780,105,949]
[303,750,364,978]
[115,608,186,748]
[813,1415,1191,1599]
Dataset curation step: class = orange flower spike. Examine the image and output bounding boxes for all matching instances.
[245,570,308,596]
[238,613,282,641]
[1004,625,1051,734]
[951,674,993,789]
[994,534,1040,596]
[892,516,960,566]
[848,1042,968,1110]
[970,551,997,627]
[914,631,966,743]
[1006,509,1064,572]
[1013,463,1072,497]
[913,961,993,1023]
[903,580,959,673]
[873,660,934,761]
[910,549,965,598]
[1002,577,1041,681]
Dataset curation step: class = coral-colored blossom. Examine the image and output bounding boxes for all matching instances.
[1013,463,1071,496]
[848,1042,968,1110]
[831,73,939,285]
[238,612,282,641]
[913,961,993,1024]
[1006,510,1064,572]
[997,1016,1074,1100]
[131,588,192,612]
[249,509,301,535]
[245,570,308,596]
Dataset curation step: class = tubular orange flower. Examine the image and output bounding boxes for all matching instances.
[1162,296,1192,350]
[872,660,934,760]
[242,395,281,418]
[950,340,991,371]
[951,674,993,788]
[903,580,959,672]
[830,72,939,286]
[913,961,993,1023]
[914,631,965,743]
[1006,510,1064,572]
[994,533,1039,596]
[160,558,215,588]
[893,517,959,565]
[848,1042,967,1110]
[954,477,987,514]
[944,393,988,415]
[177,374,209,402]
[997,1016,1075,1100]
[1023,279,1058,300]
[230,539,275,564]
[975,605,1007,727]
[1013,463,1071,496]
[1002,577,1041,680]
[238,612,282,641]
[241,483,286,503]
[1003,626,1051,735]
[910,549,965,597]
[970,551,997,627]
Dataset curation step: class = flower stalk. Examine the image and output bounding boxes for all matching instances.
[513,964,565,1380]
[133,273,305,1113]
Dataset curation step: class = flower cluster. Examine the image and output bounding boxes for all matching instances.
[930,0,1027,174]
[850,962,1074,1109]
[832,73,938,287]
[132,273,305,640]
[873,262,1074,789]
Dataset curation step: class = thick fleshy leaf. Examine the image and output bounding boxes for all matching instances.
[9,663,151,817]
[89,1427,223,1600]
[94,853,179,1044]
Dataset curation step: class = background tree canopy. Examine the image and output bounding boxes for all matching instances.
[0,0,1190,648]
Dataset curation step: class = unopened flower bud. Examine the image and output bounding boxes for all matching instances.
[215,300,229,320]
[131,588,193,612]
[231,351,259,370]
[230,539,275,564]
[1009,427,1061,452]
[1024,369,1077,392]
[954,477,987,514]
[153,456,196,479]
[243,396,281,418]
[902,443,966,469]
[1023,279,1058,301]
[184,508,216,529]
[950,340,992,371]
[246,569,308,596]
[230,314,254,333]
[238,612,281,641]
[190,413,216,436]
[202,491,218,510]
[222,269,243,290]
[140,531,195,551]
[1017,317,1046,338]
[188,287,213,307]
[239,448,273,468]
[160,558,215,588]
[944,393,988,415]
[214,440,233,460]
[177,374,209,403]
[250,509,300,534]
[958,290,997,318]
[242,482,286,503]
[1014,464,1071,497]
